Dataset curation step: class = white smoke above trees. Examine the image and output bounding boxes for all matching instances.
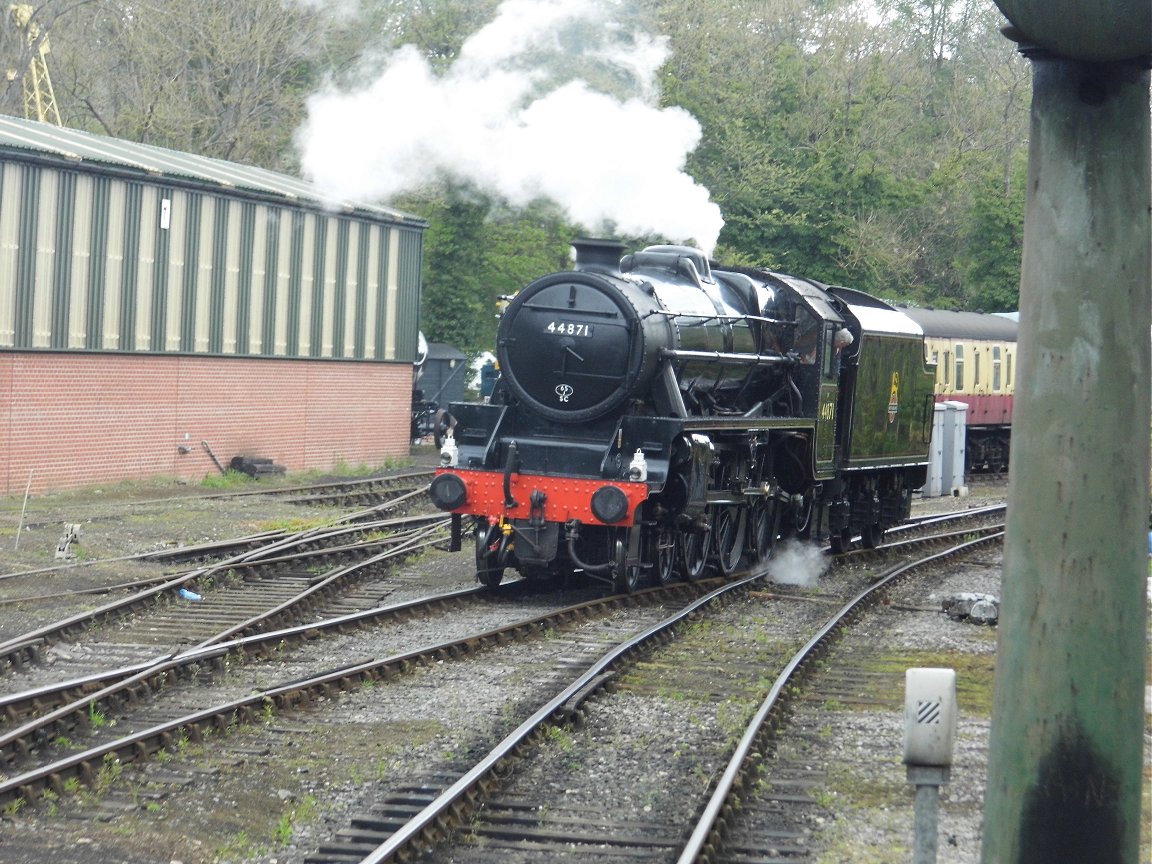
[295,0,724,253]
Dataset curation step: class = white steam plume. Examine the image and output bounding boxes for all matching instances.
[295,0,723,253]
[757,540,830,589]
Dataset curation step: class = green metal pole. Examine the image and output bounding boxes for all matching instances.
[981,53,1151,864]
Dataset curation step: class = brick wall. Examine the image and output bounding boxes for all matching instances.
[0,352,414,495]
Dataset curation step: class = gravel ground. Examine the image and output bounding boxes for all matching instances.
[800,544,1002,863]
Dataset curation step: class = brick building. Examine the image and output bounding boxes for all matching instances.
[0,116,426,494]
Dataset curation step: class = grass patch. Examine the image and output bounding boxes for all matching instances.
[273,795,318,845]
[815,808,910,864]
[853,649,996,717]
[200,469,253,490]
[825,762,905,809]
[257,516,340,533]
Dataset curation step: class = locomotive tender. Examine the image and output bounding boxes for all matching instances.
[429,239,937,591]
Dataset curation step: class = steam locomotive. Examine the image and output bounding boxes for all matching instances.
[428,239,937,591]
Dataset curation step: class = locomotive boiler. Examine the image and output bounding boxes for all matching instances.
[429,239,936,591]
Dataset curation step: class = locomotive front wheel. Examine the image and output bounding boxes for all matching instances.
[475,523,505,589]
[829,527,852,555]
[612,537,640,594]
[861,523,884,549]
[647,524,676,586]
[712,505,746,576]
[749,499,779,564]
[676,528,709,582]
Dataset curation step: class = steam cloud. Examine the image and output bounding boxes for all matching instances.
[295,0,724,253]
[758,540,830,589]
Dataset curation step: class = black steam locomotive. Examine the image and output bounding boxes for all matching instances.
[429,239,936,591]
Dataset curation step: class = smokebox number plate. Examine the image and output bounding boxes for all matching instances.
[546,321,594,337]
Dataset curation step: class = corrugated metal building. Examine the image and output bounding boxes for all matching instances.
[0,116,426,493]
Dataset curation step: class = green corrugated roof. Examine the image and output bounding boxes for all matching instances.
[0,114,425,226]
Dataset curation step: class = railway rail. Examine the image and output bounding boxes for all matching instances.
[0,579,713,807]
[0,523,459,762]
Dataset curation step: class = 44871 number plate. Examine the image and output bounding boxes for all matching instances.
[545,321,594,337]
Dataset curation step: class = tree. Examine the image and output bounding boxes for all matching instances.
[1,1,91,120]
[647,0,1029,308]
[9,0,1034,320]
[405,186,574,355]
[411,190,493,354]
[51,0,326,169]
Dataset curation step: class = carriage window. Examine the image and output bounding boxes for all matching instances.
[942,351,950,386]
[1006,353,1013,388]
[973,352,981,386]
[992,347,1002,391]
[954,344,965,390]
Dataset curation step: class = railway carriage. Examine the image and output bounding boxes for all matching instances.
[898,307,1018,472]
[429,240,937,591]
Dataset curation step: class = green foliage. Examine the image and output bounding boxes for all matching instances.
[544,725,575,752]
[52,0,326,170]
[87,702,107,729]
[274,795,317,845]
[662,0,1029,308]
[404,187,575,355]
[28,0,1030,320]
[379,0,504,72]
[95,753,123,795]
[955,161,1026,312]
[215,829,257,861]
[413,189,499,353]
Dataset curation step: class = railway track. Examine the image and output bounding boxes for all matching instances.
[0,489,443,676]
[0,473,437,587]
[0,506,1003,863]
[0,577,716,805]
[0,525,463,763]
[330,527,1001,864]
[9,471,437,538]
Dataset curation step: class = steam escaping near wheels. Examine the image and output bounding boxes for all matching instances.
[755,540,830,589]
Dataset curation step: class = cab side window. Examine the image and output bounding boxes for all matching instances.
[794,308,820,364]
[822,323,836,378]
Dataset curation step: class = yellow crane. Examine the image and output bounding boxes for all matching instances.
[6,3,61,125]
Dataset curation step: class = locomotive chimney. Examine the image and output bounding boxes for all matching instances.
[572,238,626,273]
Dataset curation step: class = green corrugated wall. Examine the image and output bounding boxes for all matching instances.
[0,158,423,363]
